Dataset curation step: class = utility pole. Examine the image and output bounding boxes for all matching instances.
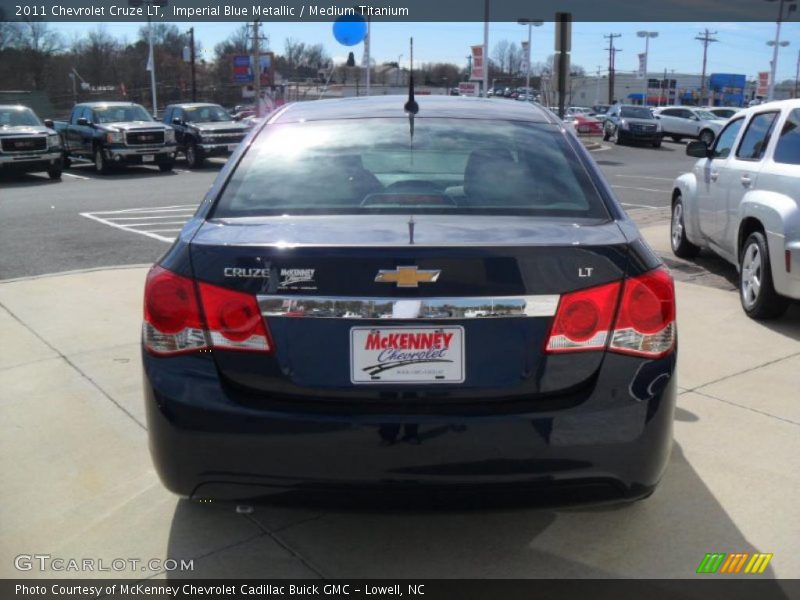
[188,27,196,102]
[795,49,800,98]
[483,0,489,97]
[695,29,718,105]
[604,33,621,104]
[252,20,261,116]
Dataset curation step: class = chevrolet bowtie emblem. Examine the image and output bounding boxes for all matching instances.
[375,266,441,288]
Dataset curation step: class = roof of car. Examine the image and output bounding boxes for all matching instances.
[76,102,142,108]
[0,104,32,110]
[272,95,556,124]
[166,103,222,109]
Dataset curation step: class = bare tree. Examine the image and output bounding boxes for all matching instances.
[492,40,509,74]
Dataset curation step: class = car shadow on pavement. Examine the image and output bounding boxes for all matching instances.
[661,251,738,291]
[163,443,782,583]
[65,165,182,180]
[0,172,61,187]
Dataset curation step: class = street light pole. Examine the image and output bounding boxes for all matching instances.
[518,19,543,100]
[766,0,797,101]
[637,31,658,106]
[188,27,196,102]
[795,49,800,98]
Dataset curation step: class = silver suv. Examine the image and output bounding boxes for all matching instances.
[653,106,726,146]
[671,99,800,319]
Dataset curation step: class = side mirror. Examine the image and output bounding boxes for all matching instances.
[686,140,711,158]
[76,117,89,126]
[172,117,183,126]
[43,119,54,129]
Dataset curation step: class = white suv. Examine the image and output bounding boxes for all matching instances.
[653,106,726,146]
[670,99,800,319]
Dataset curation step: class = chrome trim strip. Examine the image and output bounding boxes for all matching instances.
[258,295,559,319]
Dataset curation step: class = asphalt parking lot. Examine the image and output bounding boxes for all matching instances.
[1,140,798,582]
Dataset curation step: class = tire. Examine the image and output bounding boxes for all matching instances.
[699,129,715,146]
[739,231,789,320]
[670,194,700,259]
[185,141,204,169]
[652,140,662,148]
[94,146,110,174]
[62,153,71,169]
[47,166,62,180]
[614,130,625,145]
[602,127,611,141]
[671,135,682,143]
[158,161,174,173]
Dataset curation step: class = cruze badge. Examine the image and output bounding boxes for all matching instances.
[375,266,441,288]
[223,267,270,278]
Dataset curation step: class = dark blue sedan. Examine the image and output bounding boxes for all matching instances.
[142,96,677,503]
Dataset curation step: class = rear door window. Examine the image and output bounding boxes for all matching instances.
[773,109,800,165]
[736,112,780,161]
[213,118,609,220]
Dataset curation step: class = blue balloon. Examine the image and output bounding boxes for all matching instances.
[333,16,367,46]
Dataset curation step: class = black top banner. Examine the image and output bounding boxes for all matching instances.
[0,0,798,22]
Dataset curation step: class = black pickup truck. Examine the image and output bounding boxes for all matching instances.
[162,103,248,168]
[0,105,63,179]
[54,102,176,174]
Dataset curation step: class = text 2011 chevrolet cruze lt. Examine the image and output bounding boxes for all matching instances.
[142,96,677,503]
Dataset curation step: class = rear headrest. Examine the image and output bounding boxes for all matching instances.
[463,148,515,199]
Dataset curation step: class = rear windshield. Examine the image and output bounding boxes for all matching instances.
[213,118,608,219]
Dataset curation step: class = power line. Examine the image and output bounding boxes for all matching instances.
[695,29,718,105]
[604,33,621,104]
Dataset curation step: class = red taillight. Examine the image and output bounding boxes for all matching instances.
[610,267,676,358]
[143,266,273,356]
[197,281,273,352]
[545,280,621,353]
[143,266,207,355]
[545,267,676,358]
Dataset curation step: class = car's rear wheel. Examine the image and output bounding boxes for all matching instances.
[670,194,700,258]
[94,147,110,174]
[671,135,682,142]
[186,141,204,169]
[652,140,662,148]
[699,129,715,146]
[739,231,789,320]
[47,166,62,180]
[158,161,174,173]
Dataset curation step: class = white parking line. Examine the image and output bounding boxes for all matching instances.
[80,204,198,243]
[615,175,675,182]
[62,172,91,180]
[611,185,671,194]
[620,202,662,210]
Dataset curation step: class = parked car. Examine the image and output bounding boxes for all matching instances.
[671,99,800,319]
[603,104,664,147]
[142,95,677,504]
[570,114,604,136]
[652,106,726,146]
[0,105,62,179]
[162,103,249,168]
[706,107,742,120]
[54,102,176,174]
[591,104,611,116]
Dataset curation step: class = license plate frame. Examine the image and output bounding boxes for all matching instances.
[142,154,155,163]
[350,325,465,384]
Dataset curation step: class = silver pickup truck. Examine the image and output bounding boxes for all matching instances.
[0,105,63,179]
[671,99,800,319]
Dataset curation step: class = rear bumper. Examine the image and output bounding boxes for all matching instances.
[143,351,677,503]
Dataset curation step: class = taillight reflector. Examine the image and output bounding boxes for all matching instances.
[143,266,273,356]
[545,280,621,353]
[545,267,676,358]
[143,266,207,355]
[197,281,273,352]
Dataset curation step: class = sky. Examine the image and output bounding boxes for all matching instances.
[54,21,800,82]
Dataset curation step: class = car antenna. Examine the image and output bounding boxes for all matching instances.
[404,36,418,160]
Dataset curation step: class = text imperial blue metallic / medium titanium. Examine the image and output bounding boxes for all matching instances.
[141,96,677,503]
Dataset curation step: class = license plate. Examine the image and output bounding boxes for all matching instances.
[142,154,155,162]
[227,144,238,152]
[350,326,464,384]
